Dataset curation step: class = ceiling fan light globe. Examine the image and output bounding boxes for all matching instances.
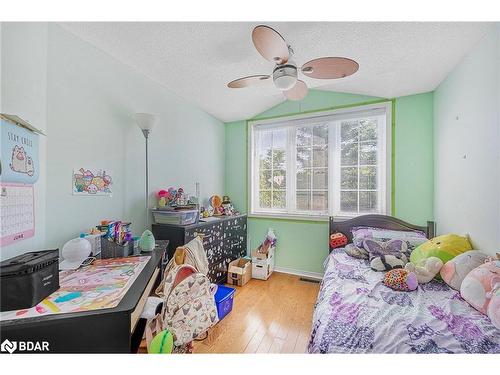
[273,64,298,90]
[274,75,297,90]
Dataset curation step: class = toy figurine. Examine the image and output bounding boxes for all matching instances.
[200,206,209,218]
[221,195,234,216]
[210,195,223,216]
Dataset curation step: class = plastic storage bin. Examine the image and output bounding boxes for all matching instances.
[214,285,235,321]
[151,209,199,226]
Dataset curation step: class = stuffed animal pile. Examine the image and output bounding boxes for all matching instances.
[341,229,500,329]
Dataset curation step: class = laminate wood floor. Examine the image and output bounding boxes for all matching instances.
[193,272,320,354]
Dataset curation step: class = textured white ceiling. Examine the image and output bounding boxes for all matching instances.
[59,22,492,122]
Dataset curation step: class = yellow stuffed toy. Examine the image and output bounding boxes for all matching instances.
[410,234,472,265]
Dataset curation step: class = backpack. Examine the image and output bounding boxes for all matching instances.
[159,263,219,346]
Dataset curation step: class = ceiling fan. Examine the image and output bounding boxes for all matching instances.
[227,25,359,101]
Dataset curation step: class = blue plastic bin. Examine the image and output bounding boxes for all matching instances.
[214,285,235,321]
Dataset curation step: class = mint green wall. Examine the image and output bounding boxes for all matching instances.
[394,93,434,224]
[225,89,434,274]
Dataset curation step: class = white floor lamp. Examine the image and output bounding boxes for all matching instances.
[135,113,157,229]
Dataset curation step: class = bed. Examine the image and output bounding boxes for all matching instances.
[308,215,500,354]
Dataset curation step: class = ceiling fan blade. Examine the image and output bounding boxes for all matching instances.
[252,25,289,64]
[227,75,271,88]
[283,80,308,101]
[301,57,359,79]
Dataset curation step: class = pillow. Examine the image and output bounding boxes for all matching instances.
[487,287,500,329]
[330,232,348,249]
[383,269,418,291]
[410,234,472,265]
[344,243,369,260]
[460,260,500,315]
[440,250,489,290]
[364,239,409,271]
[352,226,427,251]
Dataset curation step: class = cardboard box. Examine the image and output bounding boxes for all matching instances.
[251,246,275,280]
[227,258,252,286]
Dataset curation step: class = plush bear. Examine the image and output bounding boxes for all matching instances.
[404,256,443,284]
[363,239,409,271]
[460,260,500,315]
[440,250,489,290]
[383,268,418,292]
[410,234,472,265]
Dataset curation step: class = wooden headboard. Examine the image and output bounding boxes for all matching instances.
[329,214,435,251]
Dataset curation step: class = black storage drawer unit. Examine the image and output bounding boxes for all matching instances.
[152,214,247,284]
[0,250,60,312]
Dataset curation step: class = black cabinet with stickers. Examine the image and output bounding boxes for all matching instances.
[151,214,247,284]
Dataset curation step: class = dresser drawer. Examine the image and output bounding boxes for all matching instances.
[224,217,247,237]
[185,222,224,244]
[205,240,225,264]
[207,258,227,284]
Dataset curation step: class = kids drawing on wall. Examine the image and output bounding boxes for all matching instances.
[72,168,113,196]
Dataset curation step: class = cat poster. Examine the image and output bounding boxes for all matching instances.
[0,119,40,184]
[72,168,113,196]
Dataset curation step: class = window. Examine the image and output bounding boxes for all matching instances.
[249,102,391,219]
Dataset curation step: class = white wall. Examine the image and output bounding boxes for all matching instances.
[44,24,225,249]
[1,23,48,260]
[1,23,225,257]
[434,25,500,254]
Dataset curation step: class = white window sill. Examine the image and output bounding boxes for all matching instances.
[249,212,328,222]
[248,212,379,222]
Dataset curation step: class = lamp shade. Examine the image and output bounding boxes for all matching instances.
[134,113,157,131]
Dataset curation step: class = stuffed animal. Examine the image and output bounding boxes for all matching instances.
[460,260,500,314]
[404,257,443,284]
[410,234,472,265]
[363,239,409,271]
[371,255,407,272]
[383,269,418,292]
[139,230,156,252]
[487,287,500,329]
[440,250,489,290]
[344,243,369,260]
[330,232,348,249]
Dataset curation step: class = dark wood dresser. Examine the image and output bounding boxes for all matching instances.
[152,214,247,284]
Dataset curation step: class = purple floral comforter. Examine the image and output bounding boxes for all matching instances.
[308,249,500,354]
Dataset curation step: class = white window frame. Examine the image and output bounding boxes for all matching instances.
[248,102,392,221]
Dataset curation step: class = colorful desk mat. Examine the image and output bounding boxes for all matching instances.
[0,256,150,321]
